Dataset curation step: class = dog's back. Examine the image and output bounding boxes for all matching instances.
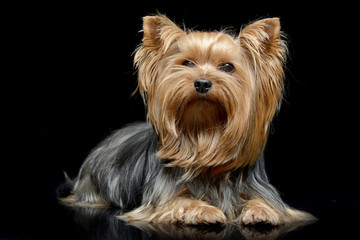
[59,123,160,210]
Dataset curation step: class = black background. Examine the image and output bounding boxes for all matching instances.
[2,2,359,239]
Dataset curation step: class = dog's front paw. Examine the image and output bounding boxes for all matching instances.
[240,199,282,225]
[240,206,279,225]
[175,199,227,225]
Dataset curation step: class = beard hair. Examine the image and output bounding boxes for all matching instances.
[152,72,252,178]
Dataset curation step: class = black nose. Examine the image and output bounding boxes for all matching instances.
[194,78,212,94]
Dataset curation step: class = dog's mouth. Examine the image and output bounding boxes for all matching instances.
[186,96,217,105]
[178,97,228,133]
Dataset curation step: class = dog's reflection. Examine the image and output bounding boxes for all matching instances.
[68,207,314,240]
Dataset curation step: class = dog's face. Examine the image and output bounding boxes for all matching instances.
[155,31,252,138]
[135,15,287,176]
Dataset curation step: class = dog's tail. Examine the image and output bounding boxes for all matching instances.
[56,171,74,199]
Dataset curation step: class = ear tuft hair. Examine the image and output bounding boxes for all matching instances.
[239,18,284,57]
[142,14,185,51]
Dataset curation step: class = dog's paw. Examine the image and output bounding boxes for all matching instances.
[240,206,279,225]
[175,200,227,225]
[240,199,282,225]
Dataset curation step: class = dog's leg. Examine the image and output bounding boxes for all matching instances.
[119,197,227,225]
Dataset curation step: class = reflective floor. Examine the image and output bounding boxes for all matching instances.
[1,195,359,239]
[54,207,315,240]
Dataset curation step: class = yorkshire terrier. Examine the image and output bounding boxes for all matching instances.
[60,14,316,226]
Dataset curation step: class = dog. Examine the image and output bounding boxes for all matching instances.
[59,14,316,226]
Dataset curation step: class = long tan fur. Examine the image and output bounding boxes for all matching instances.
[134,15,287,178]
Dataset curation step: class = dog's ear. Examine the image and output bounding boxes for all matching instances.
[142,14,185,52]
[134,14,185,103]
[239,18,284,57]
[239,18,287,162]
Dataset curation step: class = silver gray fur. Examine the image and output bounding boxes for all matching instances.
[64,122,287,218]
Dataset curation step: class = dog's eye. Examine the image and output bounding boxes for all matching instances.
[182,60,196,67]
[218,62,235,73]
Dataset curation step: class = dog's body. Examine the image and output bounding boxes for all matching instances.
[60,14,315,225]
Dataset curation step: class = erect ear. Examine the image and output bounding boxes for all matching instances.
[134,14,185,105]
[142,14,185,51]
[239,18,283,57]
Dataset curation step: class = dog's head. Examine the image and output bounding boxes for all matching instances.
[134,14,287,176]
